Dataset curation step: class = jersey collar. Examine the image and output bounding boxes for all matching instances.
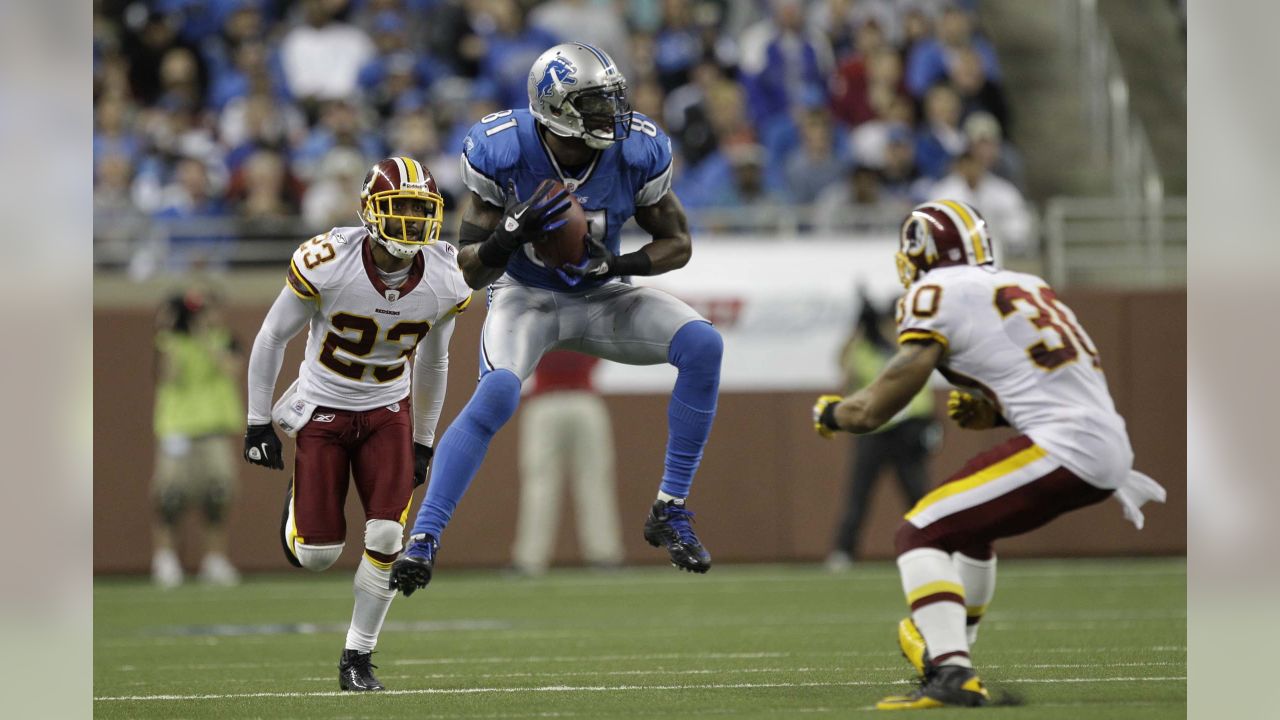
[361,237,425,301]
[535,126,600,192]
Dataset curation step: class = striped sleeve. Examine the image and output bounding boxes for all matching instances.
[286,258,320,302]
[445,291,474,317]
[896,281,955,351]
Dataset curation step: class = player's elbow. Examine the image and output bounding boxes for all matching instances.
[668,233,693,269]
[838,398,884,434]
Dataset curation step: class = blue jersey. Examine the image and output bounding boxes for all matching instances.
[459,108,674,292]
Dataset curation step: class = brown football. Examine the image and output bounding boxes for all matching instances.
[532,181,589,269]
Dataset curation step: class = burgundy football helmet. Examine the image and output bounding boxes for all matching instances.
[896,199,996,287]
[359,157,444,259]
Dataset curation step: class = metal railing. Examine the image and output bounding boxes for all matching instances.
[1043,195,1185,288]
[1070,0,1165,203]
[93,204,925,277]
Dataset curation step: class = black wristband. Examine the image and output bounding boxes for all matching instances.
[611,250,653,277]
[820,402,840,432]
[476,234,516,268]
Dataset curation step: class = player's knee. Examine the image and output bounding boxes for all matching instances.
[894,521,937,556]
[364,519,403,557]
[956,543,994,561]
[471,368,522,433]
[154,487,186,526]
[294,541,344,572]
[201,486,230,525]
[669,321,723,370]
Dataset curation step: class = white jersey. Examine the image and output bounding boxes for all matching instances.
[285,226,472,411]
[896,265,1134,489]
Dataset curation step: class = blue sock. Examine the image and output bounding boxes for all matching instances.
[662,321,723,498]
[411,369,522,539]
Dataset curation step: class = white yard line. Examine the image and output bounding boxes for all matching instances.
[94,676,1188,702]
[125,645,1185,672]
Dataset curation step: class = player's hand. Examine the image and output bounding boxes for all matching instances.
[812,394,844,439]
[495,179,572,250]
[559,233,616,281]
[947,390,1002,429]
[413,443,434,487]
[244,423,284,470]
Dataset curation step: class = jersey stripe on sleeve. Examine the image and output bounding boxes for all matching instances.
[286,259,320,302]
[899,328,949,349]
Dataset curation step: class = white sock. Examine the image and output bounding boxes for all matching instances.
[345,554,396,652]
[657,490,684,505]
[954,552,997,646]
[898,548,971,667]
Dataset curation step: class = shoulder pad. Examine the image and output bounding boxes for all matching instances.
[623,114,674,206]
[285,227,359,301]
[460,110,523,206]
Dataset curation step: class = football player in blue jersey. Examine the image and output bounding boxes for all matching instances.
[390,43,722,594]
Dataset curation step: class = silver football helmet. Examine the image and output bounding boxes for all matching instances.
[527,43,631,149]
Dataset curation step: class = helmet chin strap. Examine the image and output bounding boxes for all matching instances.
[583,134,615,149]
[377,232,420,259]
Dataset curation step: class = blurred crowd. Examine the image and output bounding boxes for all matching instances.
[93,0,1033,255]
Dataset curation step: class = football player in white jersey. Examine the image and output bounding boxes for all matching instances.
[242,157,472,691]
[811,199,1165,710]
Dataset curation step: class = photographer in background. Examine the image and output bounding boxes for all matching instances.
[150,286,244,588]
[826,292,939,571]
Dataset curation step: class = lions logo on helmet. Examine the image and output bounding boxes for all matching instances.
[535,56,577,99]
[528,43,631,150]
[359,157,445,260]
[896,200,996,288]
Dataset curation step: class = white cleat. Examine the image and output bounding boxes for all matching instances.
[198,553,241,587]
[151,549,184,590]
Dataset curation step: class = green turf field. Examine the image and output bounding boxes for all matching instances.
[94,558,1185,718]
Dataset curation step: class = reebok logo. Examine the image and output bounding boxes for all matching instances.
[375,308,400,316]
[312,413,336,423]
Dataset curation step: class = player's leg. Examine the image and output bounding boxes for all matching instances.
[877,436,1112,710]
[567,393,624,568]
[340,401,417,691]
[576,284,721,572]
[512,394,567,575]
[150,437,190,589]
[285,411,354,572]
[408,281,558,546]
[954,544,996,647]
[193,435,240,586]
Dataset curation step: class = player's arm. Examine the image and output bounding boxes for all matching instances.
[457,181,574,290]
[814,340,943,435]
[456,192,508,289]
[409,311,457,485]
[631,191,693,275]
[243,288,313,470]
[245,287,312,425]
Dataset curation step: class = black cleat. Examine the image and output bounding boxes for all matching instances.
[643,499,711,573]
[389,534,438,596]
[338,649,385,691]
[875,664,989,710]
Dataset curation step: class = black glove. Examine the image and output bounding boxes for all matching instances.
[413,442,434,487]
[477,179,573,268]
[559,234,652,283]
[559,233,616,282]
[496,179,572,249]
[244,423,284,470]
